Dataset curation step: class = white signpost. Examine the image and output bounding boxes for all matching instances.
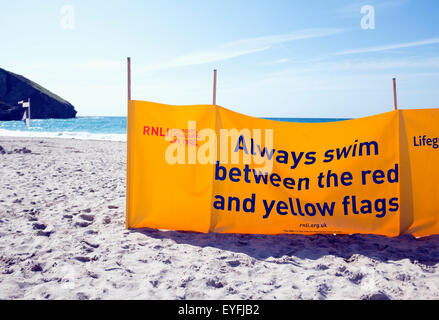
[18,98,31,128]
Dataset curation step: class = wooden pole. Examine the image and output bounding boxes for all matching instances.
[127,57,131,102]
[393,78,398,110]
[213,69,217,105]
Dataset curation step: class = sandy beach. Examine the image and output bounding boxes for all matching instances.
[0,136,438,300]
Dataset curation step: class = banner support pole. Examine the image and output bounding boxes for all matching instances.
[127,57,131,102]
[126,57,132,230]
[393,78,398,110]
[213,69,217,105]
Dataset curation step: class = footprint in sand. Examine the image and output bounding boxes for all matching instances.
[361,292,390,300]
[317,283,330,298]
[206,278,225,289]
[32,223,47,230]
[79,214,94,222]
[76,292,89,300]
[226,260,240,268]
[87,271,99,279]
[348,272,365,285]
[36,230,54,237]
[30,263,43,272]
[315,264,329,271]
[81,240,99,249]
[74,221,92,228]
[74,214,95,228]
[75,256,92,263]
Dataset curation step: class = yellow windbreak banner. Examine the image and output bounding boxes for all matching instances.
[399,109,439,237]
[126,100,438,237]
[212,107,399,236]
[126,101,217,232]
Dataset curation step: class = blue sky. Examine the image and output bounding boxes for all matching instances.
[1,0,439,117]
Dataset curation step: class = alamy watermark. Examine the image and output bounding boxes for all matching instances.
[162,121,275,174]
[60,5,75,30]
[361,5,375,30]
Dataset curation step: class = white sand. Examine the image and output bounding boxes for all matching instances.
[0,136,438,300]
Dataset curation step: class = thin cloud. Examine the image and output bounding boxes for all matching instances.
[263,58,289,65]
[335,37,439,56]
[143,28,344,71]
[266,56,439,79]
[75,60,123,70]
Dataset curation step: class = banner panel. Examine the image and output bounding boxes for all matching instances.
[126,101,216,232]
[211,107,399,236]
[399,109,439,236]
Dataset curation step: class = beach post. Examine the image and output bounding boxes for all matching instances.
[393,78,398,110]
[27,98,30,128]
[18,98,31,128]
[213,69,217,105]
[127,57,131,102]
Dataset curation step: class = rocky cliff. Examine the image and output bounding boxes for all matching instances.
[0,100,24,120]
[0,67,77,120]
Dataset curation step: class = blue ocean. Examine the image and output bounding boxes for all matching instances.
[0,116,349,142]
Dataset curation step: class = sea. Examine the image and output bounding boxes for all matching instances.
[0,116,350,142]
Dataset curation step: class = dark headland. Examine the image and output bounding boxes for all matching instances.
[0,67,77,120]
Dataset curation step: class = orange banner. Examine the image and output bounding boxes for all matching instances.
[126,100,439,237]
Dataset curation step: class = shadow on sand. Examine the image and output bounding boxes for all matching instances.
[131,228,439,267]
